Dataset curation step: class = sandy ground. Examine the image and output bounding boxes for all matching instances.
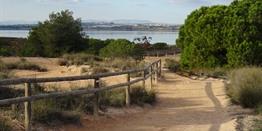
[64,70,237,131]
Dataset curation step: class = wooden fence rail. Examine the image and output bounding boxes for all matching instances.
[0,59,161,131]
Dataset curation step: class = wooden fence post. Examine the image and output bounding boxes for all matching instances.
[142,70,146,89]
[93,78,100,117]
[150,66,153,90]
[24,83,31,131]
[159,60,162,77]
[154,64,158,84]
[126,73,131,107]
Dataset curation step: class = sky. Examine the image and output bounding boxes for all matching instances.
[0,0,233,24]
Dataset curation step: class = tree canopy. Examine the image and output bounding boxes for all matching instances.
[177,0,262,69]
[21,10,86,57]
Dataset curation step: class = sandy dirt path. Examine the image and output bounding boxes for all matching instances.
[65,70,236,131]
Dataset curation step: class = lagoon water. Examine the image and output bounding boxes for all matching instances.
[0,30,178,45]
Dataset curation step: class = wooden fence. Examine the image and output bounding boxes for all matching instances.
[0,59,162,131]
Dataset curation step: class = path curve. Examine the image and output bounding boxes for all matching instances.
[66,70,236,131]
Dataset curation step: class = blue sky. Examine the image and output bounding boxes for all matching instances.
[0,0,233,24]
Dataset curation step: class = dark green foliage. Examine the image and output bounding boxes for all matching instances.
[100,39,144,60]
[0,48,11,56]
[85,38,109,55]
[0,37,26,56]
[21,10,86,57]
[177,0,262,69]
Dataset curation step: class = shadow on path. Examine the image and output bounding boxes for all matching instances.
[205,82,224,131]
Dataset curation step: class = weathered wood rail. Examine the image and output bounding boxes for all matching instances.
[0,59,162,131]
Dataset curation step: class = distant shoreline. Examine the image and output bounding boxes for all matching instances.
[0,30,179,44]
[0,23,180,32]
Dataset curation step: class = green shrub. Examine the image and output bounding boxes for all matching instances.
[100,86,156,108]
[151,42,168,50]
[254,119,262,131]
[226,67,262,108]
[130,86,156,106]
[256,104,262,115]
[31,85,91,125]
[0,48,11,56]
[100,39,144,60]
[85,38,109,55]
[0,72,9,80]
[32,99,80,125]
[100,89,126,107]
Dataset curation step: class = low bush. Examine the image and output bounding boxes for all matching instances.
[130,86,156,106]
[256,104,262,115]
[0,72,9,79]
[60,53,103,66]
[0,117,12,131]
[100,86,156,108]
[32,99,81,125]
[254,119,262,131]
[165,59,180,72]
[226,67,262,108]
[100,89,126,107]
